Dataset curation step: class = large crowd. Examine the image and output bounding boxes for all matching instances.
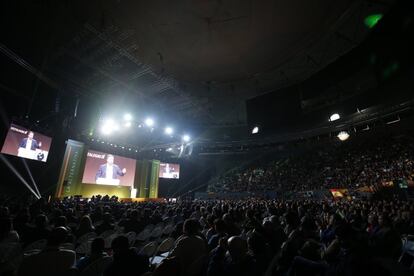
[1,194,413,276]
[208,134,414,193]
[0,132,414,276]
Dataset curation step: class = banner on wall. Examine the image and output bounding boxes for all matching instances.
[330,189,348,198]
[55,139,86,197]
[135,160,160,198]
[149,160,160,198]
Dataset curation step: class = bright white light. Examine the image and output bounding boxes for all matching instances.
[145,118,154,127]
[329,113,340,122]
[124,121,132,128]
[166,147,173,152]
[165,127,174,135]
[182,135,191,142]
[252,126,259,134]
[101,119,116,135]
[123,113,132,121]
[337,131,350,141]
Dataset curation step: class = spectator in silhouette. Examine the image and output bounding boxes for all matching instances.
[0,217,19,243]
[118,209,142,234]
[208,236,258,276]
[170,219,207,273]
[75,215,95,238]
[371,213,402,259]
[247,231,272,275]
[208,218,227,250]
[96,212,115,235]
[77,237,111,273]
[23,214,51,245]
[104,236,149,276]
[19,227,76,276]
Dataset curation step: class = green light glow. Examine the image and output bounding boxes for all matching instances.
[364,14,383,29]
[382,62,399,79]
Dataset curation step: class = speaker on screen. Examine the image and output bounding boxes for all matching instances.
[1,124,52,162]
[81,150,136,186]
[159,163,180,179]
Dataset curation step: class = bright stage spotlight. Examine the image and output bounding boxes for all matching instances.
[182,134,191,142]
[252,126,259,134]
[165,127,174,135]
[329,113,340,122]
[123,113,132,121]
[101,119,116,135]
[145,118,154,127]
[337,131,350,141]
[124,121,132,128]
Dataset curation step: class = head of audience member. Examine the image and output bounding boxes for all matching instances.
[91,237,105,256]
[378,213,392,228]
[222,213,232,225]
[228,236,248,262]
[183,219,200,236]
[79,215,94,231]
[55,216,68,228]
[368,213,379,226]
[214,219,226,235]
[0,206,10,218]
[300,216,317,237]
[335,223,355,250]
[247,231,267,257]
[299,240,322,261]
[329,213,343,227]
[47,226,68,247]
[284,211,299,231]
[35,214,48,229]
[111,235,130,256]
[130,209,139,221]
[0,217,12,241]
[102,212,113,224]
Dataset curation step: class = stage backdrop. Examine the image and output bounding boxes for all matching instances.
[56,139,160,198]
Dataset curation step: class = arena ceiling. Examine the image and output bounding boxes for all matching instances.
[1,0,394,127]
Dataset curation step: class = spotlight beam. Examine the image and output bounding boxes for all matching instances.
[0,154,40,199]
[21,159,41,198]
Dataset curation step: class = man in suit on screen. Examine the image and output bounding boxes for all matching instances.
[95,154,126,184]
[19,131,41,150]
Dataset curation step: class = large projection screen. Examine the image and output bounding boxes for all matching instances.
[1,124,52,162]
[159,163,180,179]
[82,150,136,186]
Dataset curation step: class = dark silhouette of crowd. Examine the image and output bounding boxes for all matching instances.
[209,134,414,193]
[1,194,413,276]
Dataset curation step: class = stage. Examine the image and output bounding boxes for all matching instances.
[120,197,166,203]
